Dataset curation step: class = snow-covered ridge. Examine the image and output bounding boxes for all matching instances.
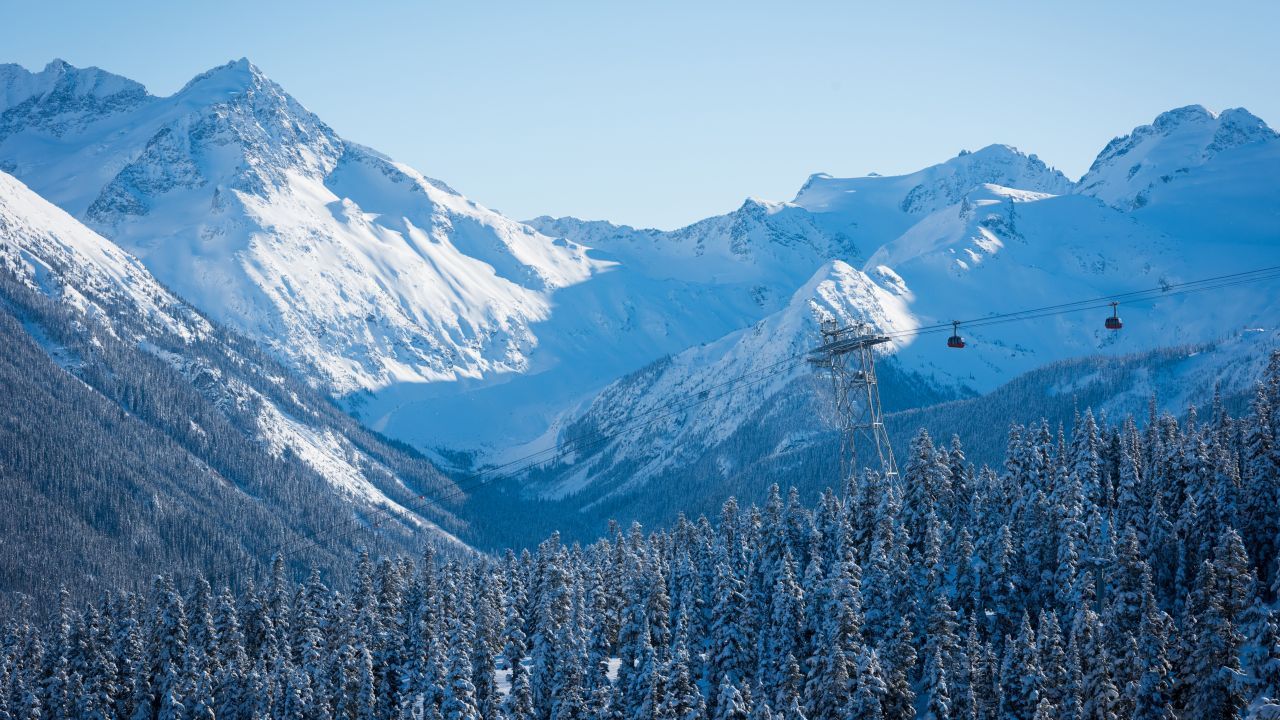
[0,58,606,394]
[4,57,860,458]
[0,59,147,127]
[540,259,914,499]
[794,143,1073,216]
[1077,104,1278,209]
[0,168,464,543]
[530,196,857,283]
[0,170,207,340]
[532,106,1280,504]
[4,58,1278,477]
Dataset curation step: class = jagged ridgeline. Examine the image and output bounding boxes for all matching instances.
[4,356,1278,720]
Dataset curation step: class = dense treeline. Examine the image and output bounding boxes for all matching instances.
[480,358,958,550]
[493,342,1256,551]
[4,354,1279,719]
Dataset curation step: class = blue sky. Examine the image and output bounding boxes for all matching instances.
[3,0,1277,229]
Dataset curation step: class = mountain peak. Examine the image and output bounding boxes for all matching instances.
[34,59,145,95]
[966,142,1020,158]
[1087,105,1275,172]
[176,58,270,100]
[1078,104,1277,208]
[795,140,1070,217]
[0,59,149,123]
[1151,104,1215,131]
[42,58,72,74]
[954,143,1057,175]
[737,196,785,213]
[1212,107,1278,147]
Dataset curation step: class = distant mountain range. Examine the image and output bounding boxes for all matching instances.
[518,105,1280,531]
[1,57,1277,567]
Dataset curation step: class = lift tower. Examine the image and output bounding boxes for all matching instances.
[808,319,899,482]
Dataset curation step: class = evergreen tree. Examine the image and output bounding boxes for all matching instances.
[880,616,916,720]
[441,617,481,720]
[1075,609,1119,720]
[921,646,951,720]
[712,679,749,720]
[7,370,1280,720]
[504,664,536,720]
[663,634,705,720]
[1130,594,1175,720]
[1000,614,1044,720]
[1238,595,1280,715]
[764,552,804,709]
[709,555,751,694]
[1243,384,1280,584]
[1186,559,1246,720]
[849,649,888,720]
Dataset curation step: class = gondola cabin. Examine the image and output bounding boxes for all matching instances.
[1105,302,1123,330]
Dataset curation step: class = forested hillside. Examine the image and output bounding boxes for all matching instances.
[4,354,1278,720]
[0,259,466,609]
[470,339,1272,550]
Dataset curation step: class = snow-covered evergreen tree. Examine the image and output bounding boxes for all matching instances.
[4,370,1280,720]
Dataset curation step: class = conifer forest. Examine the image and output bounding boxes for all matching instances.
[3,356,1279,720]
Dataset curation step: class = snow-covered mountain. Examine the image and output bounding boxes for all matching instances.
[364,195,859,456]
[0,58,602,396]
[0,168,468,594]
[494,145,1078,454]
[526,260,923,500]
[0,169,209,341]
[509,108,1280,529]
[0,58,855,459]
[1077,105,1277,209]
[1077,105,1280,251]
[3,58,1278,550]
[1,57,1159,469]
[792,143,1073,239]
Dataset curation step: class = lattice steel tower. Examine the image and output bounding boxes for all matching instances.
[808,318,899,482]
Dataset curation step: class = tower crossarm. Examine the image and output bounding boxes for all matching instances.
[807,334,891,359]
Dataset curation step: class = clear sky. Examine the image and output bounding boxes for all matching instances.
[3,0,1277,229]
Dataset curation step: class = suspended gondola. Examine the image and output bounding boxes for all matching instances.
[1105,302,1123,330]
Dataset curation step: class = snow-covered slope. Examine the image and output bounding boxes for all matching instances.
[1077,105,1277,209]
[1077,105,1280,250]
[520,186,1176,495]
[532,143,1071,291]
[532,196,857,285]
[0,59,602,395]
[0,168,466,550]
[360,192,868,455]
[0,58,870,459]
[482,146,1074,458]
[0,170,208,340]
[518,109,1279,513]
[793,143,1073,244]
[4,59,1278,536]
[529,260,921,500]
